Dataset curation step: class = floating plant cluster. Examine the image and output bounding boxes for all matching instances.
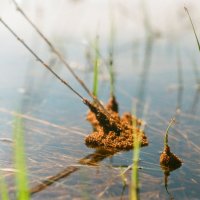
[85,96,148,150]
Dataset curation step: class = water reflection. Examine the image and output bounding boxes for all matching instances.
[79,148,117,166]
[30,148,117,196]
[136,0,155,118]
[163,169,175,200]
[175,49,184,114]
[161,165,182,200]
[190,89,200,115]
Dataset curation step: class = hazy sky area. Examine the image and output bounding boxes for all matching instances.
[0,0,199,88]
[0,0,199,40]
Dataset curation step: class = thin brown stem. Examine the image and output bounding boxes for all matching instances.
[184,7,200,52]
[11,0,106,113]
[0,18,84,101]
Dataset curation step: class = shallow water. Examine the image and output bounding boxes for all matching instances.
[0,0,200,199]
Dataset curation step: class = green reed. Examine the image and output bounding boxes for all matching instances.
[93,35,100,97]
[130,102,140,200]
[13,116,30,200]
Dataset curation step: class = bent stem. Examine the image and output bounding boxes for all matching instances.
[164,118,175,148]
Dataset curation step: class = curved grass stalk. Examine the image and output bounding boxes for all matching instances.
[184,7,200,52]
[164,118,176,147]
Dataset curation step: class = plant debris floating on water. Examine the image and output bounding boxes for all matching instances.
[160,145,182,171]
[85,97,148,150]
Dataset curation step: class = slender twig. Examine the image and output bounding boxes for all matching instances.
[11,0,107,113]
[184,7,200,52]
[11,0,90,96]
[0,18,85,101]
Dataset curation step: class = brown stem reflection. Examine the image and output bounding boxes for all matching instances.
[79,148,117,166]
[30,148,117,196]
[30,166,79,195]
[160,165,181,200]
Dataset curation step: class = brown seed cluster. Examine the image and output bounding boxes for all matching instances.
[85,97,148,150]
[160,145,182,170]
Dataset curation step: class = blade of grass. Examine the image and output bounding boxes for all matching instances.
[131,135,140,200]
[184,7,200,52]
[108,17,115,97]
[13,115,30,200]
[0,172,9,200]
[93,35,100,97]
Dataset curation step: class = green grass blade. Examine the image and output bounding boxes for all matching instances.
[130,103,140,200]
[131,134,140,200]
[0,172,9,200]
[93,35,100,97]
[184,7,200,52]
[13,116,30,200]
[108,17,115,96]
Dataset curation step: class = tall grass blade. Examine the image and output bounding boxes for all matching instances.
[108,17,115,97]
[131,135,140,200]
[0,172,9,200]
[93,35,100,97]
[13,116,30,200]
[184,7,200,52]
[130,101,140,200]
